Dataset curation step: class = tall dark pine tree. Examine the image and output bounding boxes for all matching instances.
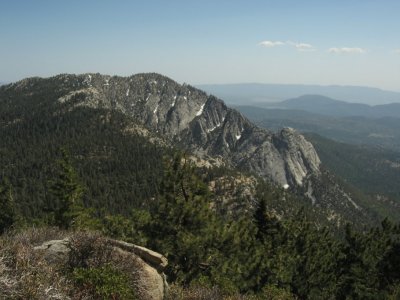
[145,152,218,283]
[254,195,283,246]
[0,179,15,234]
[49,148,84,229]
[254,197,268,241]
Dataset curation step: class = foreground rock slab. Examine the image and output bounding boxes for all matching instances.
[34,237,168,300]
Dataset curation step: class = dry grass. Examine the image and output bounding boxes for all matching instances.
[0,227,72,299]
[1,227,294,300]
[0,227,141,299]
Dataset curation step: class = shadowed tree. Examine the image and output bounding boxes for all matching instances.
[49,148,84,229]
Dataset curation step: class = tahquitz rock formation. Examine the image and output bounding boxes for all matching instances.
[3,73,321,188]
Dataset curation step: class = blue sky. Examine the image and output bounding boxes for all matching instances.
[1,0,399,90]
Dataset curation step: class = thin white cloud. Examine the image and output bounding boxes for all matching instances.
[294,43,316,52]
[286,40,316,51]
[394,49,400,54]
[259,40,285,48]
[259,40,316,51]
[328,47,366,54]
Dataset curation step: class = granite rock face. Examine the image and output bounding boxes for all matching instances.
[7,73,321,188]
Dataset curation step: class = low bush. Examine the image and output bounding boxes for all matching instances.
[72,265,136,299]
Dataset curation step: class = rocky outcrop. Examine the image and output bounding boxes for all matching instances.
[34,238,168,300]
[5,73,321,188]
[108,239,168,272]
[185,101,321,187]
[33,238,70,264]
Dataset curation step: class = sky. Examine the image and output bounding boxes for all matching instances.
[1,0,399,91]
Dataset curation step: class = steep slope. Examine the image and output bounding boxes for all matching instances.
[305,133,400,221]
[2,73,320,188]
[237,105,400,222]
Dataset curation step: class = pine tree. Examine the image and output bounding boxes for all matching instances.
[254,197,282,245]
[145,152,218,284]
[49,148,84,229]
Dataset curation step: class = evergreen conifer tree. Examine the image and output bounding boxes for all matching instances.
[49,148,84,229]
[145,152,218,284]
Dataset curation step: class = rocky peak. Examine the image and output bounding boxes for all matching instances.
[7,73,321,188]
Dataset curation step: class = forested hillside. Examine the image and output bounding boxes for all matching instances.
[0,74,386,228]
[0,81,324,228]
[1,105,165,218]
[305,134,400,198]
[2,153,400,299]
[305,133,400,221]
[2,75,400,298]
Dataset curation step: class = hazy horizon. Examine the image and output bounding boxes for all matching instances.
[1,0,399,91]
[2,73,400,94]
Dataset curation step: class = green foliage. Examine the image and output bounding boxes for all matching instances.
[240,105,400,222]
[72,207,103,231]
[2,81,400,298]
[145,153,219,284]
[210,216,266,293]
[82,153,400,299]
[0,96,164,220]
[3,142,400,299]
[0,179,15,234]
[254,197,282,244]
[48,148,85,229]
[72,265,136,299]
[307,133,400,196]
[282,211,341,298]
[100,212,151,245]
[260,285,296,300]
[335,220,400,299]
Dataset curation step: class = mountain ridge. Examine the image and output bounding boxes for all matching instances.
[3,72,320,189]
[267,94,400,118]
[1,72,383,228]
[197,83,400,105]
[236,103,400,151]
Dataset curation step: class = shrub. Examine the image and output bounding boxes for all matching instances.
[67,231,111,270]
[73,265,136,299]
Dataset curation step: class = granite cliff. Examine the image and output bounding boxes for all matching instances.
[7,73,320,188]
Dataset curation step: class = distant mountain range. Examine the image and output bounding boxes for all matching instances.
[266,95,400,118]
[237,104,400,152]
[197,83,400,105]
[235,93,400,151]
